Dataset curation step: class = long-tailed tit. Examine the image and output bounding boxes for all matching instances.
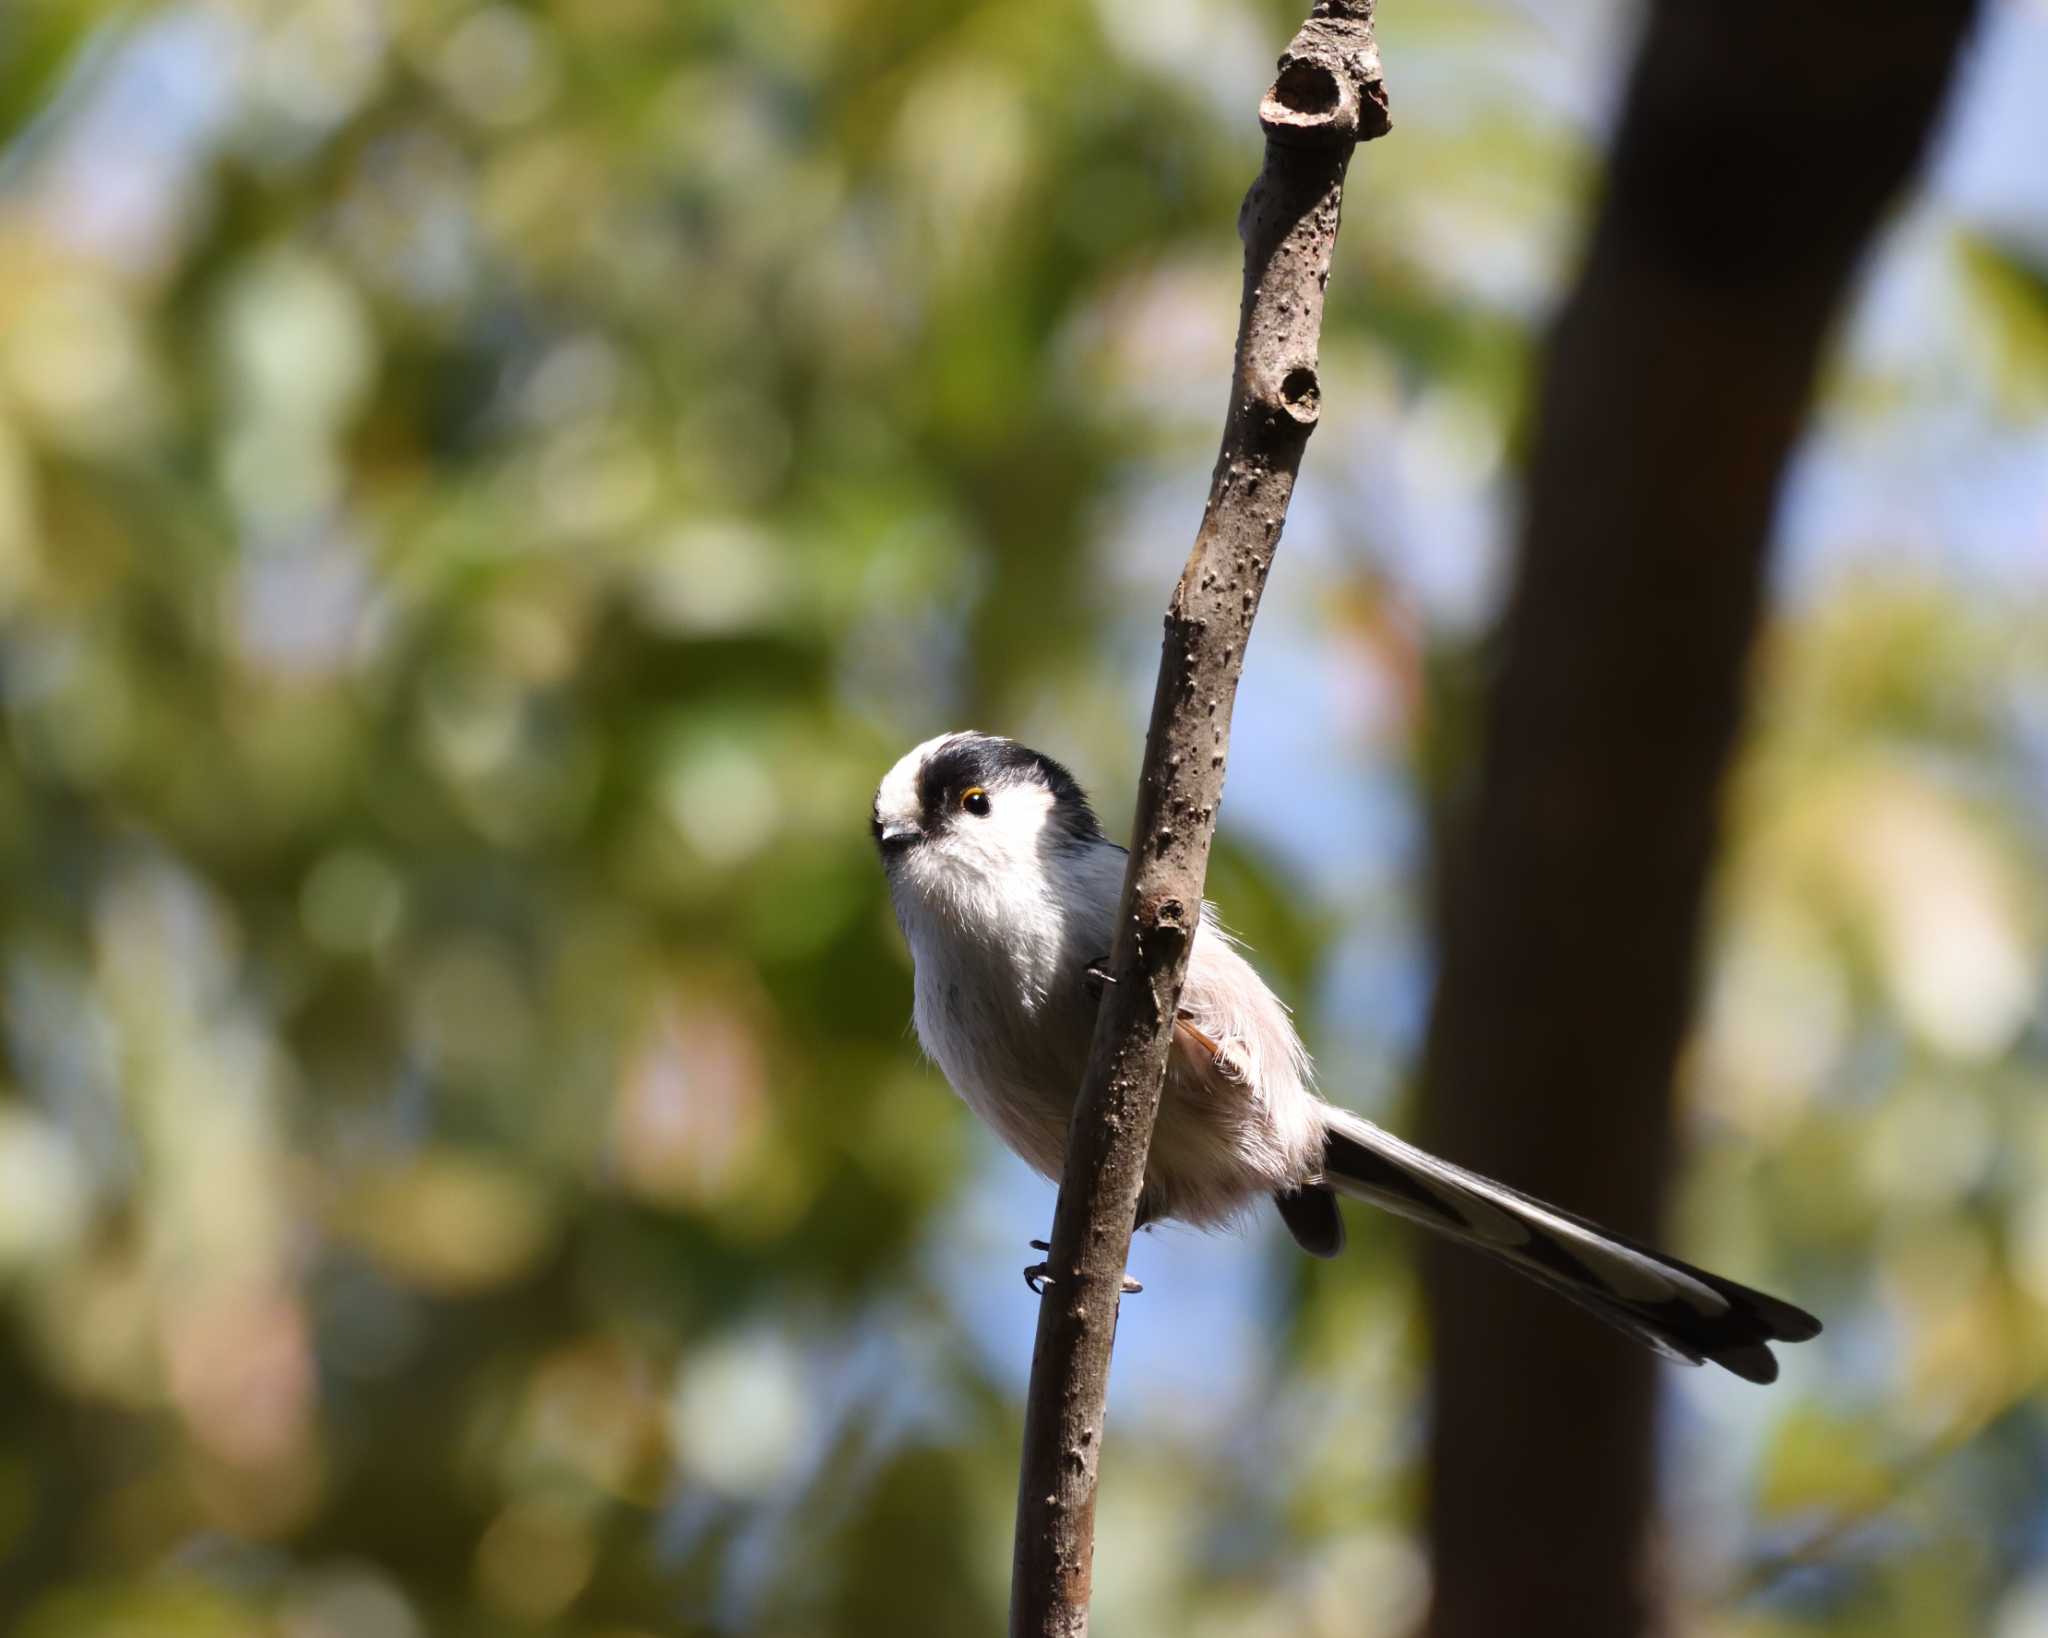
[872,731,1820,1383]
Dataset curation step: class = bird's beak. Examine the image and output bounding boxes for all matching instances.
[877,820,923,856]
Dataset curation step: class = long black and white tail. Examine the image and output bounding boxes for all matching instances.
[1287,1111,1821,1384]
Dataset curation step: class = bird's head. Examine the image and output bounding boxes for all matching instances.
[871,733,1104,896]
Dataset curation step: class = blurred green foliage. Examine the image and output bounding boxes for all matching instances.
[0,1,2046,1635]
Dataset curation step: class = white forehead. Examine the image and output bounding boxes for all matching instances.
[874,731,978,820]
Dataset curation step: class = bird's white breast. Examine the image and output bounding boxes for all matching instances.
[892,831,1122,1179]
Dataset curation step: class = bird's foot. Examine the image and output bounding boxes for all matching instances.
[1082,957,1117,999]
[1024,1240,1142,1295]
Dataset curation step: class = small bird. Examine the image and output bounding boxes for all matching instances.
[873,731,1821,1383]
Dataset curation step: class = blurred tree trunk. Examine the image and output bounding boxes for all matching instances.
[1415,4,1979,1636]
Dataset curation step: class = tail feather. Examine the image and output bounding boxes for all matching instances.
[1318,1111,1820,1385]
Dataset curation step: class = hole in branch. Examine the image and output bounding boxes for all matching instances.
[1280,366,1321,422]
[1272,59,1339,116]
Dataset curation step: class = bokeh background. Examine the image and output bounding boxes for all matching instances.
[1,0,2046,1634]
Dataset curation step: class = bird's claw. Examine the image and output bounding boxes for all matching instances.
[1082,957,1117,999]
[1023,1240,1141,1295]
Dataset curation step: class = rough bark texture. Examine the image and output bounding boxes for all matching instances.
[1007,8,1389,1636]
[1416,5,1980,1637]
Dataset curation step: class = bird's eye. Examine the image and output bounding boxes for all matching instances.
[961,787,991,817]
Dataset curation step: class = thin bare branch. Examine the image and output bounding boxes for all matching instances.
[1007,8,1389,1635]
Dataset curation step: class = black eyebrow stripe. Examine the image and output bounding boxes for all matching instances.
[912,736,1105,840]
